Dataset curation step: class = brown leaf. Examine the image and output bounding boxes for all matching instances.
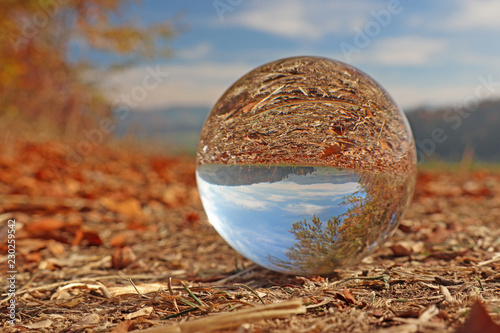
[101,197,144,218]
[309,276,326,283]
[112,246,137,269]
[76,313,100,326]
[25,319,54,329]
[163,184,189,206]
[343,287,358,305]
[455,301,500,333]
[185,212,200,225]
[47,240,65,257]
[126,222,147,231]
[72,229,103,246]
[110,233,129,248]
[425,226,452,244]
[25,252,43,262]
[390,242,413,257]
[111,320,134,333]
[26,218,64,234]
[425,250,470,261]
[125,306,154,320]
[320,144,341,158]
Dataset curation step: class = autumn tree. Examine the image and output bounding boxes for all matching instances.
[269,169,415,275]
[0,0,175,137]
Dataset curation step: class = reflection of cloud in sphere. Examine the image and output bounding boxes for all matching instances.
[196,166,364,271]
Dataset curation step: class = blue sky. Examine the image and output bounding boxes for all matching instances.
[99,0,500,111]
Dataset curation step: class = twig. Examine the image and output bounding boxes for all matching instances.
[477,253,500,267]
[168,277,179,313]
[96,282,112,299]
[128,278,150,299]
[140,298,305,333]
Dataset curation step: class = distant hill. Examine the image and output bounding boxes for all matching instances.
[114,100,500,161]
[113,106,209,153]
[406,99,500,162]
[114,106,208,136]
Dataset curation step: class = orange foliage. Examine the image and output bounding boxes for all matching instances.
[0,0,174,136]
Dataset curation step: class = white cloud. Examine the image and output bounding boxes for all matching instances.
[389,83,500,110]
[283,203,329,215]
[219,0,382,40]
[102,62,252,109]
[176,42,213,61]
[441,0,500,30]
[364,36,447,66]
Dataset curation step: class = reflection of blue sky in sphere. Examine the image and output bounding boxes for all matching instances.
[196,167,364,271]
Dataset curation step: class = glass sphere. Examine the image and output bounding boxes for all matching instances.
[196,56,416,275]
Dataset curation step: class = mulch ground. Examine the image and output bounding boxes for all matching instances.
[1,138,499,332]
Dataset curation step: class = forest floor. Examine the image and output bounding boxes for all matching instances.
[1,138,500,332]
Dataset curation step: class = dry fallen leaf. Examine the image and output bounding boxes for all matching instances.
[390,241,424,256]
[125,306,154,320]
[390,242,413,257]
[26,218,64,234]
[111,319,135,333]
[24,319,54,329]
[47,240,66,257]
[112,246,137,269]
[101,197,145,218]
[76,313,100,326]
[343,287,358,305]
[72,229,103,246]
[455,301,500,333]
[110,232,129,248]
[320,144,341,158]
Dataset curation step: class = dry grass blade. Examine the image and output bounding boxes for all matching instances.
[140,299,306,333]
[178,297,200,309]
[182,283,205,307]
[235,283,266,305]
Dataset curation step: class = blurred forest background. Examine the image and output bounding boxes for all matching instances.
[0,0,175,138]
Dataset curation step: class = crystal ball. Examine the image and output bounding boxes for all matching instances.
[196,56,416,275]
